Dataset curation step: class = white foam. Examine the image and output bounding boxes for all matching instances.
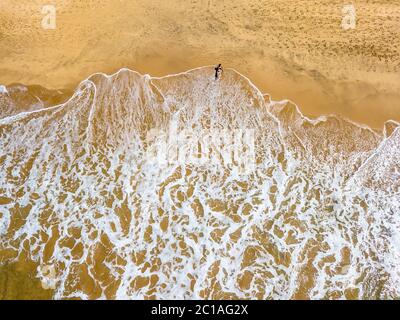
[0,85,8,94]
[0,66,399,300]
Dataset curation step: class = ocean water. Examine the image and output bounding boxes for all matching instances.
[0,66,399,299]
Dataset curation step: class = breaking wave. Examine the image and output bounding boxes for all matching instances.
[0,66,399,299]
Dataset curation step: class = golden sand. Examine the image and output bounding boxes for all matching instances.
[0,1,400,300]
[1,67,392,300]
[0,256,54,300]
[0,0,399,128]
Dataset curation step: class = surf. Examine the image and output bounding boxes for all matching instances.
[0,66,399,299]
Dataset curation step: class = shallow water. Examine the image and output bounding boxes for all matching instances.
[0,67,399,299]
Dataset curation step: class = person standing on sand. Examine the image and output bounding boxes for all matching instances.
[215,64,223,80]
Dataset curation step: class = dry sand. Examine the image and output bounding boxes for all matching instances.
[0,0,399,127]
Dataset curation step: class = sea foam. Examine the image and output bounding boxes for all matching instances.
[0,67,399,300]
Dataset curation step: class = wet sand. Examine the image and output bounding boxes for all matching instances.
[0,65,397,300]
[0,0,399,128]
[1,0,400,300]
[0,258,54,300]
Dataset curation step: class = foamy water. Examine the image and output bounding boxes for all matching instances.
[0,67,399,299]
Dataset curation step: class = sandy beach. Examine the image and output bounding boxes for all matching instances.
[0,0,399,128]
[1,0,400,301]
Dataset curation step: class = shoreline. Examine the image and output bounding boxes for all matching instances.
[2,58,399,129]
[1,65,397,133]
